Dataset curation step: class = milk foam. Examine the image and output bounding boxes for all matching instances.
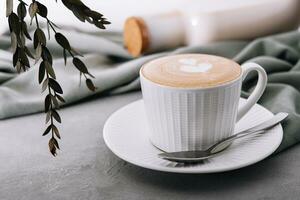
[141,54,241,88]
[178,58,212,73]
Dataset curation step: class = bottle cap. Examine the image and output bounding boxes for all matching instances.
[123,17,149,57]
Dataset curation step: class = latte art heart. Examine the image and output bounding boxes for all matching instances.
[180,62,212,73]
[179,58,198,65]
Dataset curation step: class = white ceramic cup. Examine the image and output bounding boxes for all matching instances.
[140,57,268,152]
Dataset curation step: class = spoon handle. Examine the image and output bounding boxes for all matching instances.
[209,112,288,154]
[242,112,288,132]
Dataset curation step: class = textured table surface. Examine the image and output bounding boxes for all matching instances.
[1,91,300,200]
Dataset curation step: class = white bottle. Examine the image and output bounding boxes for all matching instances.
[124,0,300,57]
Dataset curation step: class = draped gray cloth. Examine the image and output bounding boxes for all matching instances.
[1,28,300,153]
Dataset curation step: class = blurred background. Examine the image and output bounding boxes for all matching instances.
[1,0,274,33]
[0,0,186,33]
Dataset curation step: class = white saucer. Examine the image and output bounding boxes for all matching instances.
[103,98,283,173]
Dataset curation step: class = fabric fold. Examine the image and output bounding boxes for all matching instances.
[1,29,300,153]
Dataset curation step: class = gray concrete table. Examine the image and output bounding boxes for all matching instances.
[1,91,300,200]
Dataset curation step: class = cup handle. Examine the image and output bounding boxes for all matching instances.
[237,62,268,121]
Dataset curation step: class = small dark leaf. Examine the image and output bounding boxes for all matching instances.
[13,47,19,67]
[24,46,34,59]
[41,46,53,65]
[51,109,61,123]
[45,111,51,124]
[43,125,51,136]
[16,33,25,47]
[39,61,46,83]
[19,48,29,67]
[35,44,42,63]
[51,124,61,139]
[45,94,51,112]
[101,20,111,25]
[37,29,47,45]
[73,57,88,73]
[34,28,46,47]
[29,2,38,23]
[8,13,20,34]
[42,78,48,93]
[51,95,59,109]
[36,2,48,18]
[20,34,25,47]
[51,137,60,149]
[94,21,105,29]
[21,22,32,40]
[10,32,17,52]
[16,61,22,73]
[79,72,82,86]
[86,78,96,92]
[49,138,57,156]
[55,33,71,50]
[33,32,39,49]
[48,78,63,94]
[56,94,66,103]
[17,3,27,19]
[63,49,67,65]
[23,65,28,71]
[45,61,56,79]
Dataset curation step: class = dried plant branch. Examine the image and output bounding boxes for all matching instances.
[6,0,110,156]
[61,0,110,30]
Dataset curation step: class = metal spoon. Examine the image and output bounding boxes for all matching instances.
[158,112,288,163]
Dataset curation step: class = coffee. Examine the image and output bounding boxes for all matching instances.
[141,54,241,88]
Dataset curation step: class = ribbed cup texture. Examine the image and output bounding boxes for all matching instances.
[141,77,242,152]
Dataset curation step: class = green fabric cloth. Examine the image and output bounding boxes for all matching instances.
[1,28,300,154]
